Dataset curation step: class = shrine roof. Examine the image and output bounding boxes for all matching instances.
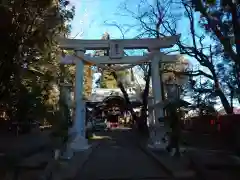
[88,88,141,102]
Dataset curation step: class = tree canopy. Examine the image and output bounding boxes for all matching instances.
[0,0,75,126]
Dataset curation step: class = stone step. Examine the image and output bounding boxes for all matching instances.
[17,151,52,169]
[138,140,196,179]
[148,149,196,178]
[52,143,99,180]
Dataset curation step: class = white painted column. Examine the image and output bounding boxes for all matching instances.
[74,50,85,135]
[70,49,89,151]
[148,52,167,150]
[151,52,164,123]
[147,97,155,127]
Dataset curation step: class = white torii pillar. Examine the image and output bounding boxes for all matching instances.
[74,50,85,135]
[148,51,167,150]
[70,49,89,151]
[151,51,164,122]
[59,50,90,152]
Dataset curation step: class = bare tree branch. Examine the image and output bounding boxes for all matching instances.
[162,69,214,80]
[103,21,125,39]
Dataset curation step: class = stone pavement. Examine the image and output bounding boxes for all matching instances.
[51,143,98,180]
[189,150,240,180]
[134,131,196,179]
[39,127,240,180]
[0,130,51,158]
[181,131,230,151]
[0,130,52,179]
[75,128,172,180]
[180,130,240,179]
[138,148,195,179]
[136,129,240,180]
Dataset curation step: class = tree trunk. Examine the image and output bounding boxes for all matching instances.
[111,72,137,121]
[211,70,233,114]
[140,64,151,135]
[217,89,233,114]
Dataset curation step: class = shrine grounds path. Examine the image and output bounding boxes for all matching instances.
[75,127,173,180]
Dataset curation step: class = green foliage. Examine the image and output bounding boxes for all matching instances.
[100,70,117,88]
[99,69,130,89]
[100,80,107,88]
[116,70,129,77]
[0,0,75,129]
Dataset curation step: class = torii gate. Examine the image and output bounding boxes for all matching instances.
[59,35,180,150]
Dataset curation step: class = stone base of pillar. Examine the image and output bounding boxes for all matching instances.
[147,141,167,150]
[60,145,74,160]
[70,134,90,151]
[147,124,168,150]
[147,125,187,156]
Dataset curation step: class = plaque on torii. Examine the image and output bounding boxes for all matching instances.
[109,40,124,59]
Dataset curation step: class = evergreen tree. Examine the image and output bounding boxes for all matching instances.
[0,0,75,125]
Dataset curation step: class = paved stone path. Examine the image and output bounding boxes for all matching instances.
[0,130,51,179]
[0,130,51,157]
[75,128,172,180]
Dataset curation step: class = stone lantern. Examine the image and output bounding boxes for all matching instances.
[162,55,190,101]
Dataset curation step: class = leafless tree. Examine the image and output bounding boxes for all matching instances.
[115,0,233,114]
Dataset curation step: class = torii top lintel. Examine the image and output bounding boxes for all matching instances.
[58,35,180,51]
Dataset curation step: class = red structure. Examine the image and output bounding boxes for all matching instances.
[217,114,240,153]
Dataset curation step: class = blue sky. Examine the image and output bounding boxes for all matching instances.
[69,0,190,39]
[68,0,197,83]
[68,0,240,108]
[70,0,133,39]
[69,0,155,89]
[68,0,197,88]
[69,0,197,59]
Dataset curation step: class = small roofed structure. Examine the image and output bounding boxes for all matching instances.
[86,88,142,124]
[87,88,142,105]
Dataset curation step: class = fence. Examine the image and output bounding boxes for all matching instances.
[181,115,218,133]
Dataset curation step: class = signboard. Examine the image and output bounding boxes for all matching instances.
[109,41,124,59]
